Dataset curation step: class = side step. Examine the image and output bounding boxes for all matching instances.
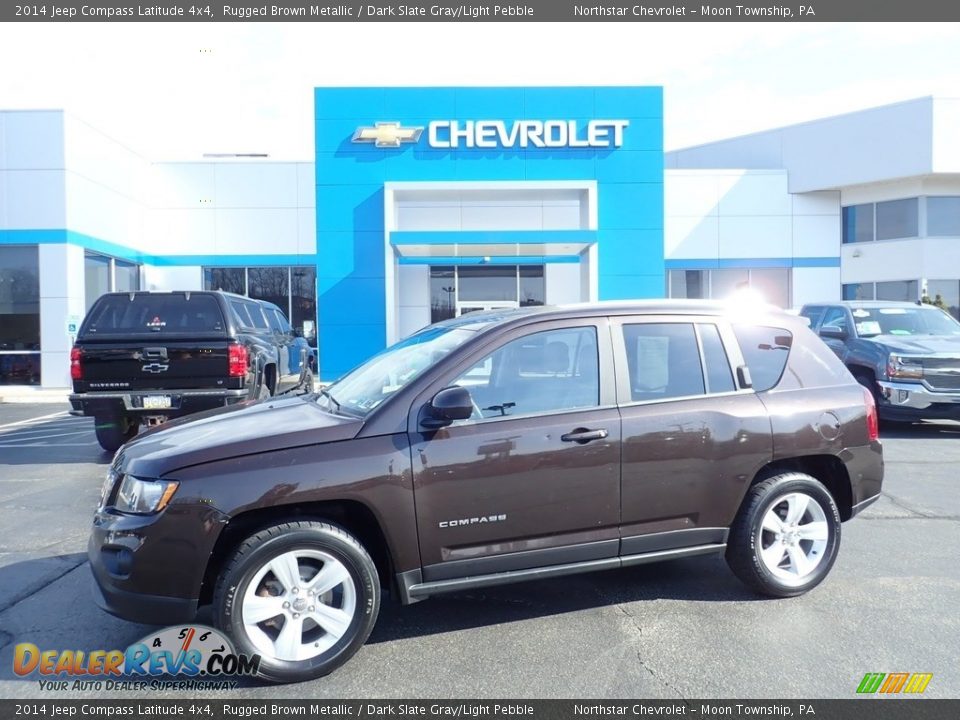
[400,543,726,603]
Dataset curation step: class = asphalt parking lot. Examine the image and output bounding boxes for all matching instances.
[0,403,958,700]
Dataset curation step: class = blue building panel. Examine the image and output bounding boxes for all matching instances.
[315,86,665,380]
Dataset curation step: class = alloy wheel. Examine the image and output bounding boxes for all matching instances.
[241,549,356,662]
[756,492,830,587]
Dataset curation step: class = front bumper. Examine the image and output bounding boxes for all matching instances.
[89,568,198,625]
[88,501,227,625]
[876,380,960,420]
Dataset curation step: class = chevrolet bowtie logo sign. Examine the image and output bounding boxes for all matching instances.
[141,363,169,374]
[351,122,424,148]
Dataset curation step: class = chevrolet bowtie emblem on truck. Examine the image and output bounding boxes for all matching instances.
[351,122,424,148]
[141,363,169,374]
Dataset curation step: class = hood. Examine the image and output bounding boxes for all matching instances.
[117,395,363,478]
[866,334,960,356]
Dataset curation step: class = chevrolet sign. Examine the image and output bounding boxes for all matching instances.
[352,119,629,149]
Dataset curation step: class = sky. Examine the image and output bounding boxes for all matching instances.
[1,22,959,160]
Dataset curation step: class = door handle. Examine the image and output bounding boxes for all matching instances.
[561,428,608,444]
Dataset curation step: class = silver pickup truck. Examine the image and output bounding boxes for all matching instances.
[799,301,960,422]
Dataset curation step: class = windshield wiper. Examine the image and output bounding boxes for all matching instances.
[319,388,342,412]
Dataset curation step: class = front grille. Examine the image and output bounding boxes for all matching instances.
[920,358,960,391]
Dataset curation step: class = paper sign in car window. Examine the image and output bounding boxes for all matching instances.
[635,336,669,390]
[852,309,871,318]
[856,321,882,336]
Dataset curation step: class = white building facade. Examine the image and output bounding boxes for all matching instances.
[1,93,957,388]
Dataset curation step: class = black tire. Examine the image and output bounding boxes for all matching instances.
[851,369,880,406]
[94,415,138,453]
[213,521,380,683]
[851,369,912,428]
[726,473,841,598]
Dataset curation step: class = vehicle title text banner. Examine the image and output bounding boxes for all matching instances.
[5,0,960,22]
[2,700,958,720]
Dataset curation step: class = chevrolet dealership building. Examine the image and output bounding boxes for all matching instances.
[1,88,959,387]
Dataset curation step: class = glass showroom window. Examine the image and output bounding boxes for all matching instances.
[842,203,874,244]
[876,280,919,302]
[669,268,790,308]
[668,270,707,299]
[927,197,960,237]
[428,265,546,323]
[203,265,318,346]
[926,280,960,320]
[842,283,875,301]
[0,246,41,385]
[429,266,456,323]
[842,281,919,303]
[875,198,918,241]
[84,252,141,311]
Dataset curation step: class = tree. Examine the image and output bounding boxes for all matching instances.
[921,292,948,311]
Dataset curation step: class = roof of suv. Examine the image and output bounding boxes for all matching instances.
[436,299,794,332]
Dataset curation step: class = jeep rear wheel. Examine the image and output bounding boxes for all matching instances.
[213,521,379,683]
[94,415,138,453]
[726,473,841,597]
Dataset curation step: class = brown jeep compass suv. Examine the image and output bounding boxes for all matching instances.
[89,301,883,682]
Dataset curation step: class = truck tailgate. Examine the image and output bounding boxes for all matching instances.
[75,338,234,392]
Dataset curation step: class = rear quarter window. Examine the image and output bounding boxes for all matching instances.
[82,294,226,336]
[733,325,792,392]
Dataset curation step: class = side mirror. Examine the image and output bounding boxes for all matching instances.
[422,386,473,429]
[819,325,848,340]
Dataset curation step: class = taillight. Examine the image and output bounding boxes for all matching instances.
[70,347,83,380]
[228,343,248,378]
[862,385,879,441]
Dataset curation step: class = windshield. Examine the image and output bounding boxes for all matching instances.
[852,307,960,338]
[320,326,476,417]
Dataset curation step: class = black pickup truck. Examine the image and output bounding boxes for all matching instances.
[70,291,314,452]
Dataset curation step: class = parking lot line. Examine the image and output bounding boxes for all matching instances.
[0,410,68,431]
[0,432,92,446]
[0,424,89,438]
[0,442,94,447]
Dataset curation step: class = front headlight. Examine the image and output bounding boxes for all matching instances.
[114,475,179,515]
[887,354,923,380]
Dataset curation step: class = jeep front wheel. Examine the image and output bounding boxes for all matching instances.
[726,473,841,597]
[213,521,380,683]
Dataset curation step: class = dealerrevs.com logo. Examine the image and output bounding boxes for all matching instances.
[856,672,933,694]
[13,625,260,691]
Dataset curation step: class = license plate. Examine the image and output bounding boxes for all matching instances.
[143,395,172,409]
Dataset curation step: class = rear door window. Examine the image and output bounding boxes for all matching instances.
[621,323,705,402]
[82,294,226,336]
[264,307,285,333]
[229,300,253,329]
[244,302,269,330]
[733,325,793,392]
[272,308,293,333]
